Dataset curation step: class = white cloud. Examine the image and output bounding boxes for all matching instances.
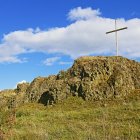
[43,57,60,66]
[59,61,73,65]
[0,7,140,63]
[68,7,101,21]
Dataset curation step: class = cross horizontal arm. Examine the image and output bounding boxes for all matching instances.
[106,27,128,34]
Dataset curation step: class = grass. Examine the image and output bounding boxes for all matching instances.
[0,91,140,140]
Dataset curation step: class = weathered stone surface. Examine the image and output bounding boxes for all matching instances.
[2,56,139,107]
[18,56,140,105]
[1,56,139,108]
[16,82,30,94]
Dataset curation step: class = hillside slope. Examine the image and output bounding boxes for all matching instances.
[0,56,140,140]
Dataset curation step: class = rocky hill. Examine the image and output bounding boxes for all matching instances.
[1,56,140,108]
[14,56,140,105]
[0,56,140,140]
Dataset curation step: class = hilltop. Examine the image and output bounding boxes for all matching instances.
[0,56,140,139]
[17,56,140,105]
[1,56,140,108]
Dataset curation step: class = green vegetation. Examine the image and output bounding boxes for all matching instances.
[0,90,140,140]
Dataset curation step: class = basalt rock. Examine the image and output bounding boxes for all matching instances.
[17,56,140,105]
[16,82,30,94]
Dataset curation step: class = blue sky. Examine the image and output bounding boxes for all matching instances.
[0,0,140,90]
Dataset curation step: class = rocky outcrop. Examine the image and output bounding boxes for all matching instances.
[1,56,139,109]
[15,56,140,105]
[16,82,30,94]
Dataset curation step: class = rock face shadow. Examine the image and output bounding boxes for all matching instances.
[38,91,54,106]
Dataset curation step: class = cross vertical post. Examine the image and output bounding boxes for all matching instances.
[115,20,118,56]
[106,20,128,56]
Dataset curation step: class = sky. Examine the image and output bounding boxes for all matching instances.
[0,0,140,90]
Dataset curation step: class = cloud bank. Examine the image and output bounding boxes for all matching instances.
[0,7,140,63]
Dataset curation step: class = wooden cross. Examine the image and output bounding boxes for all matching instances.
[106,20,128,56]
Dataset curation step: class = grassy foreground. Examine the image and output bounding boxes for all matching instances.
[0,91,140,140]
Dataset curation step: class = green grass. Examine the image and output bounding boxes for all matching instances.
[0,91,140,140]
